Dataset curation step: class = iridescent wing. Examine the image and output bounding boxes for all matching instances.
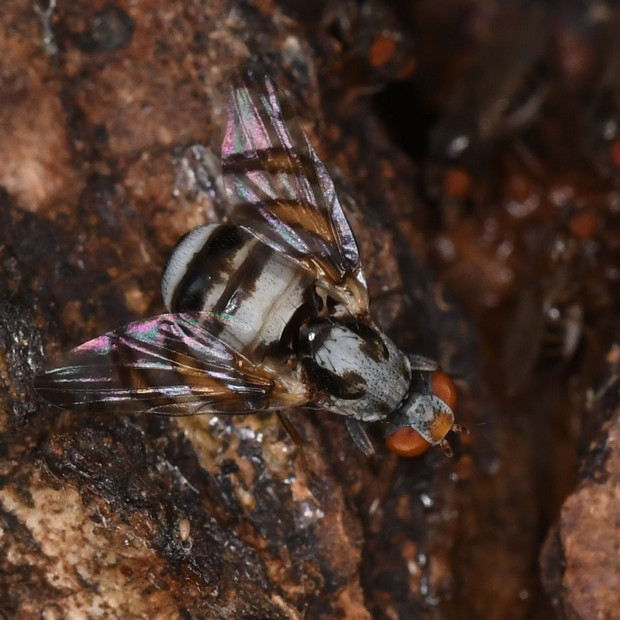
[222,67,369,317]
[35,313,308,415]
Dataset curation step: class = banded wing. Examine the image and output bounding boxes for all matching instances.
[222,67,369,317]
[35,313,308,415]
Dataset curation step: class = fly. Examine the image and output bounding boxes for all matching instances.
[35,68,461,457]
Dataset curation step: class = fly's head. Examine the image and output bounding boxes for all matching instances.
[385,366,459,457]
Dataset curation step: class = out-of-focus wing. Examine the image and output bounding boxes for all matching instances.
[35,313,308,415]
[222,67,369,317]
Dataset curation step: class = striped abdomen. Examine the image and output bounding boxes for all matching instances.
[161,224,315,362]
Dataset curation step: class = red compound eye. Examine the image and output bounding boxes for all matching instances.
[386,427,430,457]
[431,371,457,410]
[386,371,458,457]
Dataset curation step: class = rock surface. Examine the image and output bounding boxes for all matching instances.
[1,1,619,618]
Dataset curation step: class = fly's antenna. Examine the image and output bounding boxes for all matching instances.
[440,423,469,457]
[451,423,469,435]
[440,438,454,458]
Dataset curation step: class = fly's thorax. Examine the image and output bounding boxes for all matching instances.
[161,223,314,361]
[296,318,410,422]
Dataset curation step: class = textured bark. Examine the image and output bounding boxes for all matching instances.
[541,339,620,620]
[1,1,619,619]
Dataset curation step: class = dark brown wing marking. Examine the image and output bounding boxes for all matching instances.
[222,67,370,317]
[35,313,308,415]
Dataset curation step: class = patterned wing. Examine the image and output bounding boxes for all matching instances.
[35,313,308,415]
[222,67,369,317]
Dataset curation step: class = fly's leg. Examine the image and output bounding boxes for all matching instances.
[345,417,375,456]
[277,411,312,475]
[277,410,304,446]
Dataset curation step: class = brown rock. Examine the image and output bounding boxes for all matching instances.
[2,1,620,619]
